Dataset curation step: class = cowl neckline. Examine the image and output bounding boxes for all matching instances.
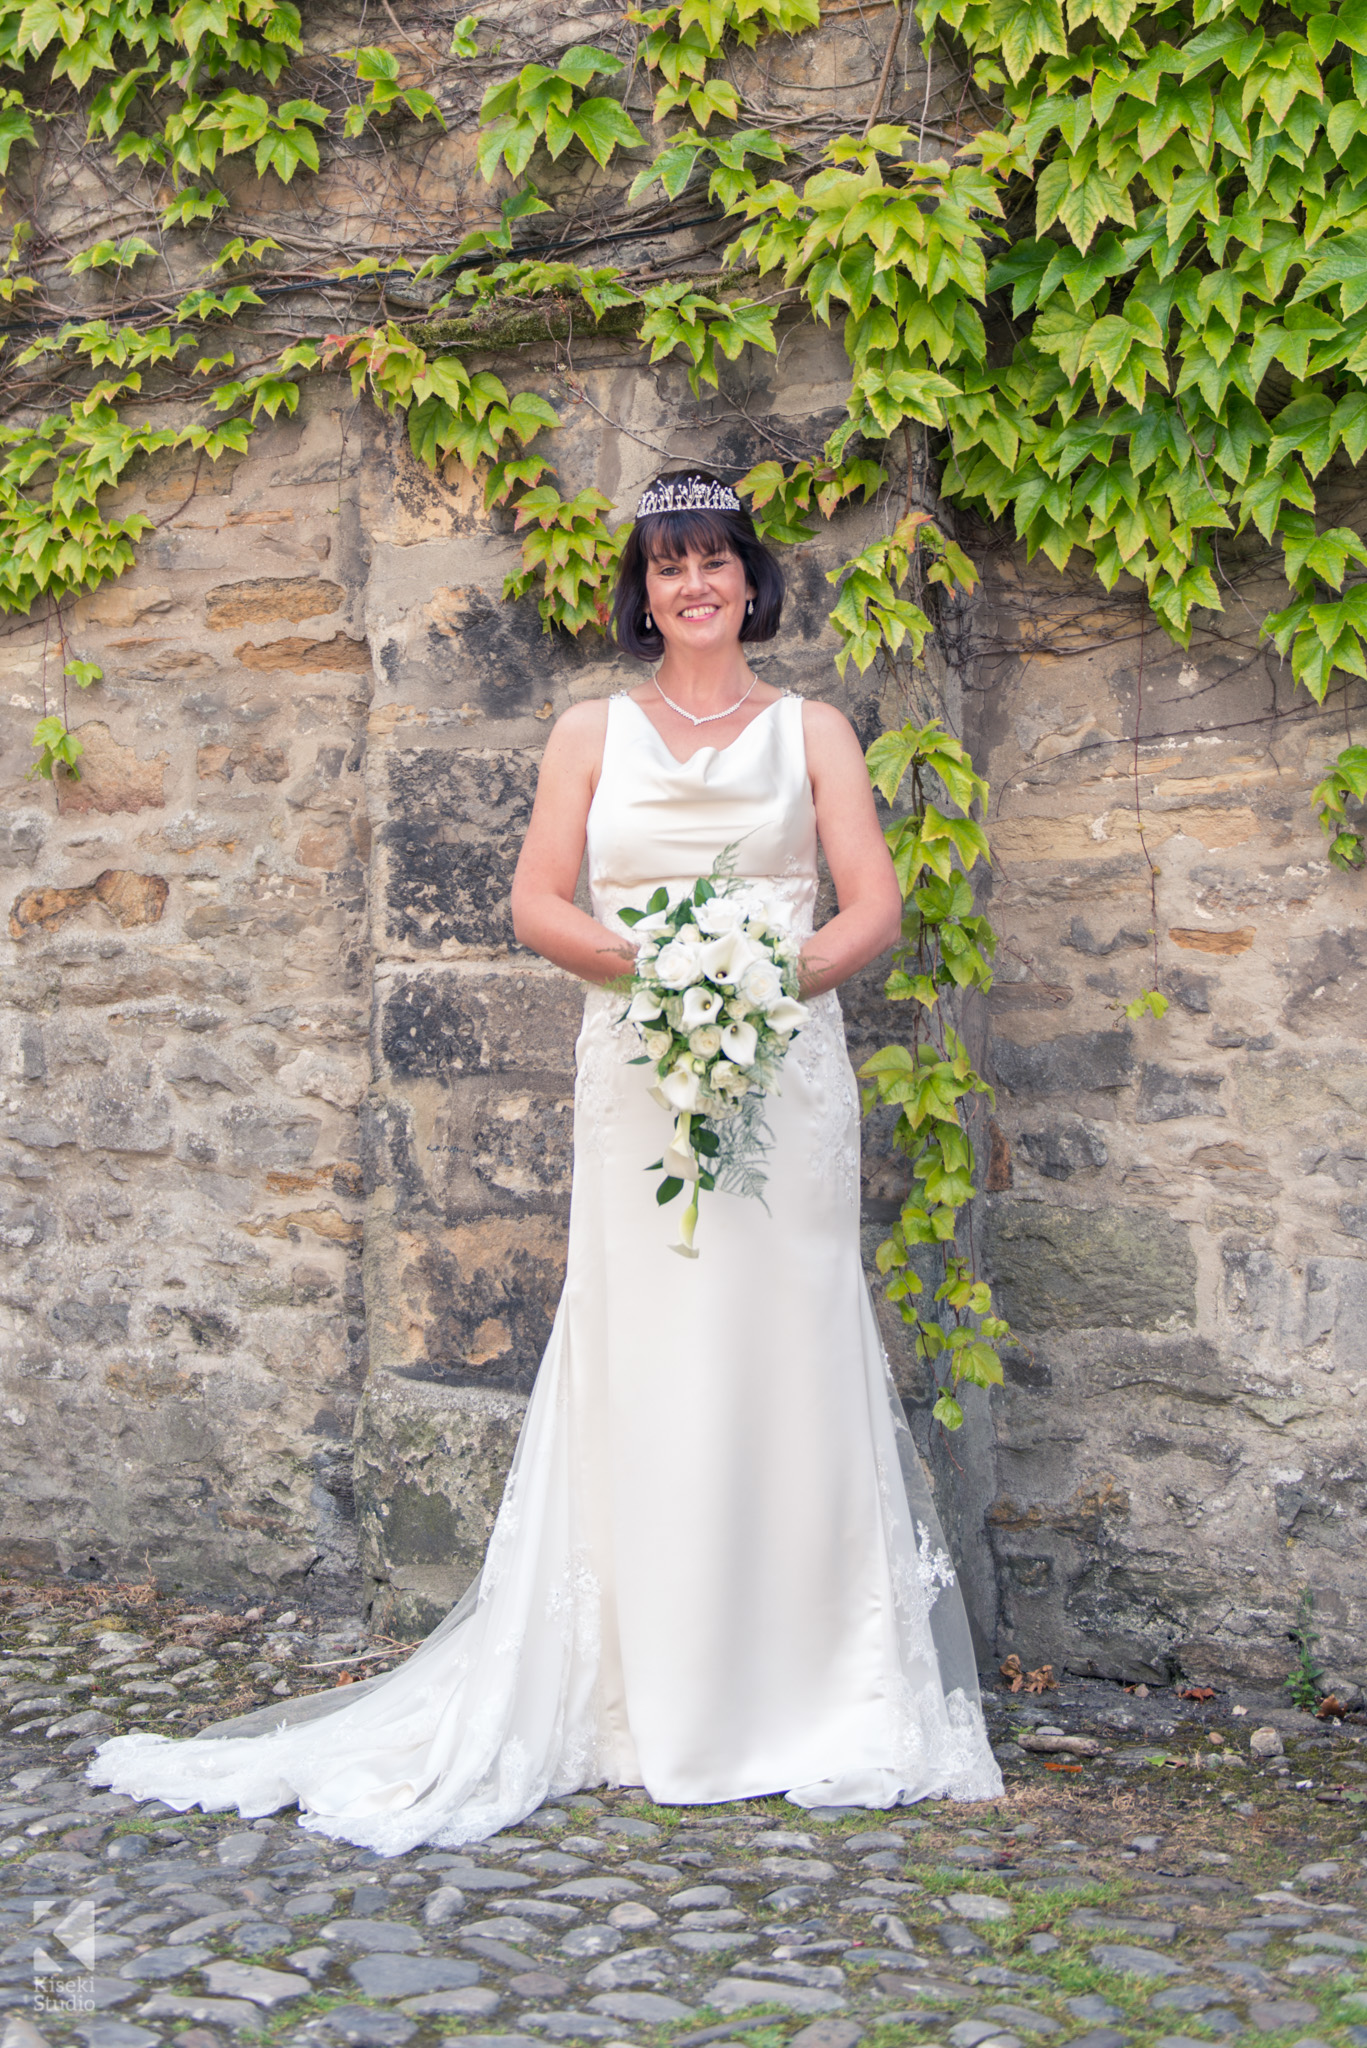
[619,690,785,770]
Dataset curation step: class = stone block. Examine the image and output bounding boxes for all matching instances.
[1136,1064,1226,1121]
[354,1370,527,1635]
[1295,1256,1367,1373]
[1169,926,1255,954]
[1236,1056,1367,1131]
[1062,918,1150,956]
[992,1030,1135,1096]
[205,577,345,628]
[364,1211,567,1387]
[86,1078,173,1154]
[165,1047,247,1095]
[1017,1122,1108,1179]
[49,1295,130,1345]
[376,967,581,1081]
[1282,927,1367,1039]
[236,634,371,673]
[1168,971,1211,1013]
[297,826,350,866]
[470,1086,574,1201]
[0,1197,49,1248]
[984,1203,1196,1332]
[993,808,1257,861]
[0,811,44,866]
[9,871,168,940]
[196,740,290,783]
[55,724,167,815]
[371,580,586,712]
[375,748,537,953]
[222,1106,322,1169]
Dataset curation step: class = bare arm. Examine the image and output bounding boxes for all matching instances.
[510,701,637,985]
[799,700,903,997]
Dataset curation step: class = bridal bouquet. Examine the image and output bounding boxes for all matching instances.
[617,862,808,1257]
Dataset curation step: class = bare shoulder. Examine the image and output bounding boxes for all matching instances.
[542,695,611,766]
[799,696,865,769]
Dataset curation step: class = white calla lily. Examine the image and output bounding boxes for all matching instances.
[764,995,808,1033]
[681,985,723,1028]
[700,928,761,986]
[720,1018,758,1066]
[663,1119,700,1180]
[625,990,664,1023]
[659,1063,702,1111]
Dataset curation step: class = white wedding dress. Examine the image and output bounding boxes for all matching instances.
[87,692,1002,1850]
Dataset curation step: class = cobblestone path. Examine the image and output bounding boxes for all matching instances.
[1,1588,1365,2048]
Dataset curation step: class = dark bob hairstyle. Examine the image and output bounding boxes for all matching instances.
[610,469,785,662]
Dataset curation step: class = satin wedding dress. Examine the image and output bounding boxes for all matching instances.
[88,691,1002,1850]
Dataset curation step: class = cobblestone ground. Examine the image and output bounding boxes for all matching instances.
[2,1584,1366,2048]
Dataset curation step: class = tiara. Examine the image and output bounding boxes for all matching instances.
[635,475,740,518]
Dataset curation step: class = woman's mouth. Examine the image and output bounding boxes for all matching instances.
[680,605,719,620]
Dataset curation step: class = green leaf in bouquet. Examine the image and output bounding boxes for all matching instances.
[618,906,646,925]
[694,1126,721,1155]
[647,886,669,913]
[626,1054,652,1065]
[656,1176,685,1204]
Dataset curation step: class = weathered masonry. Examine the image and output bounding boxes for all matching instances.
[1,0,1363,1704]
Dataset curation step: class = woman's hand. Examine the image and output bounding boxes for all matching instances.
[798,700,903,996]
[511,701,638,985]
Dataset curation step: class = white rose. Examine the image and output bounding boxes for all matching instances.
[658,1063,702,1111]
[740,959,783,1008]
[695,895,746,935]
[681,984,723,1029]
[764,996,809,1034]
[644,1029,672,1060]
[625,990,663,1024]
[676,922,704,945]
[720,1018,758,1066]
[655,940,705,989]
[739,895,788,937]
[688,1024,723,1059]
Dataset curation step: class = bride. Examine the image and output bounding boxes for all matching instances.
[86,470,1003,1850]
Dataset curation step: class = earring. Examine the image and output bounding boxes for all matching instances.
[746,598,754,616]
[644,611,654,631]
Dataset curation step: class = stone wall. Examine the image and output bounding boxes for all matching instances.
[0,324,916,1631]
[1,0,1363,1689]
[0,394,372,1602]
[967,544,1367,1700]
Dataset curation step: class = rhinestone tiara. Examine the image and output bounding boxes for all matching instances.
[635,474,740,518]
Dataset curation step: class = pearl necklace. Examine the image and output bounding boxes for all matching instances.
[652,671,759,726]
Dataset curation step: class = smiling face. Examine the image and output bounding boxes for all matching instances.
[644,541,755,659]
